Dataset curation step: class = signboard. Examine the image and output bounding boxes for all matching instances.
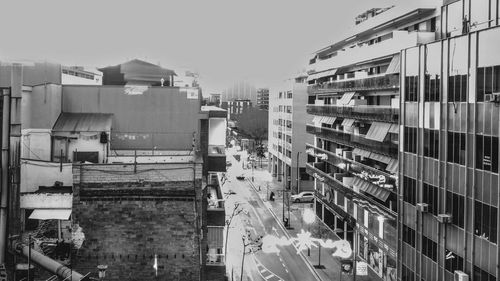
[356,261,368,276]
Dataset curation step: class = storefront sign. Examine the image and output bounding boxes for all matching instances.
[356,261,368,276]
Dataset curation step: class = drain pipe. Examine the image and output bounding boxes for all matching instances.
[14,241,86,280]
[0,88,11,263]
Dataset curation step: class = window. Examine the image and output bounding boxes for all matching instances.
[403,176,417,206]
[423,129,439,159]
[474,200,498,244]
[445,249,464,273]
[448,74,467,102]
[473,266,497,281]
[287,91,293,99]
[476,135,499,173]
[425,42,441,102]
[404,127,417,154]
[446,1,463,36]
[446,191,465,228]
[421,235,437,261]
[402,264,415,281]
[423,183,439,216]
[477,65,500,102]
[402,224,416,247]
[405,76,419,101]
[424,74,440,101]
[447,131,466,165]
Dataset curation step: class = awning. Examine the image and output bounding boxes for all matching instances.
[389,124,399,134]
[312,115,323,127]
[351,177,371,192]
[207,227,224,247]
[29,209,72,220]
[322,117,336,125]
[386,159,399,174]
[369,152,392,164]
[342,118,356,127]
[352,148,371,158]
[365,122,391,142]
[363,183,391,202]
[52,113,113,136]
[307,73,318,81]
[337,92,356,105]
[385,54,401,74]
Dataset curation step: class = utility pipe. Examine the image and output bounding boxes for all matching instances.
[0,88,11,263]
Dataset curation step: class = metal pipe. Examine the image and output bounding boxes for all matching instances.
[0,88,11,263]
[14,242,85,280]
[296,151,300,194]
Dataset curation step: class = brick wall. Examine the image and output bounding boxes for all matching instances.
[72,163,205,281]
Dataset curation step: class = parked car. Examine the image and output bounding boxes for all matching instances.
[236,175,245,180]
[291,191,314,203]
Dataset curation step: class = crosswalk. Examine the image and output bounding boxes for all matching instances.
[253,256,284,281]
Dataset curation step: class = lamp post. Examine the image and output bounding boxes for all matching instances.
[303,208,315,256]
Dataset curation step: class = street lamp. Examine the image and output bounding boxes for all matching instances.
[303,208,315,256]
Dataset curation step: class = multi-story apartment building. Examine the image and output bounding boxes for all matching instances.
[269,75,313,193]
[221,81,257,104]
[227,99,252,121]
[305,2,439,280]
[399,1,500,281]
[257,88,269,110]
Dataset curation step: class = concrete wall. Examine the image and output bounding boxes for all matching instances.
[0,61,61,87]
[68,136,107,163]
[21,129,52,161]
[20,193,72,209]
[20,160,73,193]
[71,162,204,280]
[22,84,62,130]
[62,85,202,150]
[208,118,226,146]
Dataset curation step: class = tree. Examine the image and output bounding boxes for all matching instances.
[235,107,268,147]
[255,144,265,168]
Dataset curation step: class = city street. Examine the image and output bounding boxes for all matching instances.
[222,148,321,281]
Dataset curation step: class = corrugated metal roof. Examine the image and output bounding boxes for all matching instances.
[52,113,113,133]
[365,122,391,142]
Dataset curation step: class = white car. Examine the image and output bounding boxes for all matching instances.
[291,191,315,203]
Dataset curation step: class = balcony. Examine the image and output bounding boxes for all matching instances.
[306,162,396,219]
[308,74,399,94]
[307,30,435,74]
[208,145,226,172]
[306,104,398,123]
[306,125,397,158]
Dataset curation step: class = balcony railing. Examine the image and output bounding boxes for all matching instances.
[306,104,398,123]
[306,163,396,219]
[308,74,399,94]
[306,125,397,158]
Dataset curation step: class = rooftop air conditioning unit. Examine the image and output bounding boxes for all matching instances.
[437,214,452,224]
[454,270,469,281]
[416,203,428,213]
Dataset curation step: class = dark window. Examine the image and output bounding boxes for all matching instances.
[422,235,437,261]
[448,74,467,102]
[476,66,500,102]
[24,209,39,231]
[447,131,466,165]
[404,127,418,154]
[446,191,465,228]
[402,264,415,281]
[73,151,99,163]
[476,135,499,173]
[423,129,439,159]
[403,176,417,206]
[424,74,440,101]
[423,183,439,216]
[474,200,498,244]
[402,224,416,247]
[405,76,419,101]
[473,266,497,281]
[445,249,464,273]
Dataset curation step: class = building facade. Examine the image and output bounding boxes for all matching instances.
[399,1,500,281]
[269,75,313,194]
[221,81,257,104]
[61,65,103,85]
[257,88,269,110]
[227,99,252,121]
[305,2,439,280]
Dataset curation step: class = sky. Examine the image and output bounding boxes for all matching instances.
[0,0,401,93]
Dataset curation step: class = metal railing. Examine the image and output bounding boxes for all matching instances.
[306,125,398,158]
[306,104,398,123]
[308,74,399,94]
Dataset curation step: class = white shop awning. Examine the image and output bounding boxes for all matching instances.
[29,209,72,220]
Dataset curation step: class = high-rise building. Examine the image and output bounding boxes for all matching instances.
[221,81,257,104]
[398,1,500,281]
[257,88,269,110]
[268,75,313,194]
[305,2,439,280]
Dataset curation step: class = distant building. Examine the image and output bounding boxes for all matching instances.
[221,81,257,104]
[268,75,313,193]
[61,65,102,85]
[227,99,252,121]
[208,93,221,106]
[98,59,176,86]
[174,69,199,88]
[257,88,269,110]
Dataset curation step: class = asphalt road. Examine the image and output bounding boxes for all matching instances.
[223,150,321,281]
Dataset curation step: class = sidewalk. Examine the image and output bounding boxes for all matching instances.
[244,166,380,281]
